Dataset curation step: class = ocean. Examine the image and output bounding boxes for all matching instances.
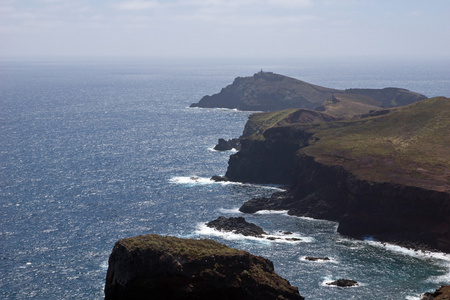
[1,57,449,299]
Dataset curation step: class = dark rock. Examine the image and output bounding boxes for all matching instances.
[304,257,330,261]
[214,138,241,151]
[206,216,267,237]
[421,285,450,300]
[327,279,358,287]
[105,234,304,300]
[239,192,296,214]
[211,175,229,182]
[286,238,302,241]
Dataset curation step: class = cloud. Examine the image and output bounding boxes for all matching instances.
[113,1,160,10]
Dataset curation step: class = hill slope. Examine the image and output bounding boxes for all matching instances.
[190,71,427,112]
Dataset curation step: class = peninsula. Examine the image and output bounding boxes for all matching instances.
[190,71,427,112]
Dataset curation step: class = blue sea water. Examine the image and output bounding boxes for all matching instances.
[1,57,450,299]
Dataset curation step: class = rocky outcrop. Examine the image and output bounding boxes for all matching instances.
[214,138,241,151]
[327,279,358,287]
[190,71,427,112]
[421,286,450,300]
[304,257,330,262]
[206,216,267,237]
[105,234,304,300]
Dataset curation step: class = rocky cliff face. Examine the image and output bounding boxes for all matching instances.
[105,234,304,300]
[225,127,309,184]
[239,149,450,252]
[226,103,450,252]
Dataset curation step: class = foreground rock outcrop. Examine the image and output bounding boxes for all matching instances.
[105,234,304,300]
[190,71,427,112]
[421,286,450,300]
[227,97,450,252]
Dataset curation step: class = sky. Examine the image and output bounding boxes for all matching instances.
[1,0,449,59]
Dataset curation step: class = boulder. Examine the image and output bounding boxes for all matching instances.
[206,216,267,237]
[327,279,358,287]
[304,257,330,262]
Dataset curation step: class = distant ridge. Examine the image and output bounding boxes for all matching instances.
[190,71,427,113]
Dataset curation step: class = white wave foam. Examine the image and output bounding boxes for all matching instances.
[169,176,214,185]
[363,238,450,263]
[255,210,289,215]
[208,147,238,153]
[169,176,285,190]
[300,256,338,264]
[218,207,241,214]
[405,296,421,300]
[100,260,108,271]
[194,223,311,244]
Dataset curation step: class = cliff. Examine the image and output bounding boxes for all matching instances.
[190,71,427,112]
[226,97,450,252]
[105,234,304,300]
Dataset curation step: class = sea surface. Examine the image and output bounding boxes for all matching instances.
[1,57,450,299]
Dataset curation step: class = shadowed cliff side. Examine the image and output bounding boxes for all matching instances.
[105,234,304,300]
[226,97,450,252]
[190,71,427,112]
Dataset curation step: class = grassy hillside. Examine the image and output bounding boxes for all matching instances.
[302,97,450,191]
[246,97,449,191]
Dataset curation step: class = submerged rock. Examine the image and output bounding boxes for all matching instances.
[206,216,267,237]
[304,257,330,262]
[105,234,304,300]
[327,279,359,287]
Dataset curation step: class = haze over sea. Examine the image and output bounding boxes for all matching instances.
[1,57,450,299]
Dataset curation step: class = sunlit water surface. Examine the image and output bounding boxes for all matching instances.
[1,58,449,299]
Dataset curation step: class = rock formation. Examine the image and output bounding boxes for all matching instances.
[190,71,427,112]
[214,138,241,151]
[421,286,450,300]
[304,257,330,262]
[206,216,267,237]
[225,97,450,252]
[327,279,359,287]
[105,234,304,300]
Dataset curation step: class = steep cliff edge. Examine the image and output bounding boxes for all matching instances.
[227,97,450,252]
[190,71,427,112]
[105,234,304,300]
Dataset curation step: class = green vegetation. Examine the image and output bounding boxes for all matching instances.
[243,109,299,140]
[249,97,450,191]
[121,234,244,258]
[318,94,382,118]
[305,97,450,190]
